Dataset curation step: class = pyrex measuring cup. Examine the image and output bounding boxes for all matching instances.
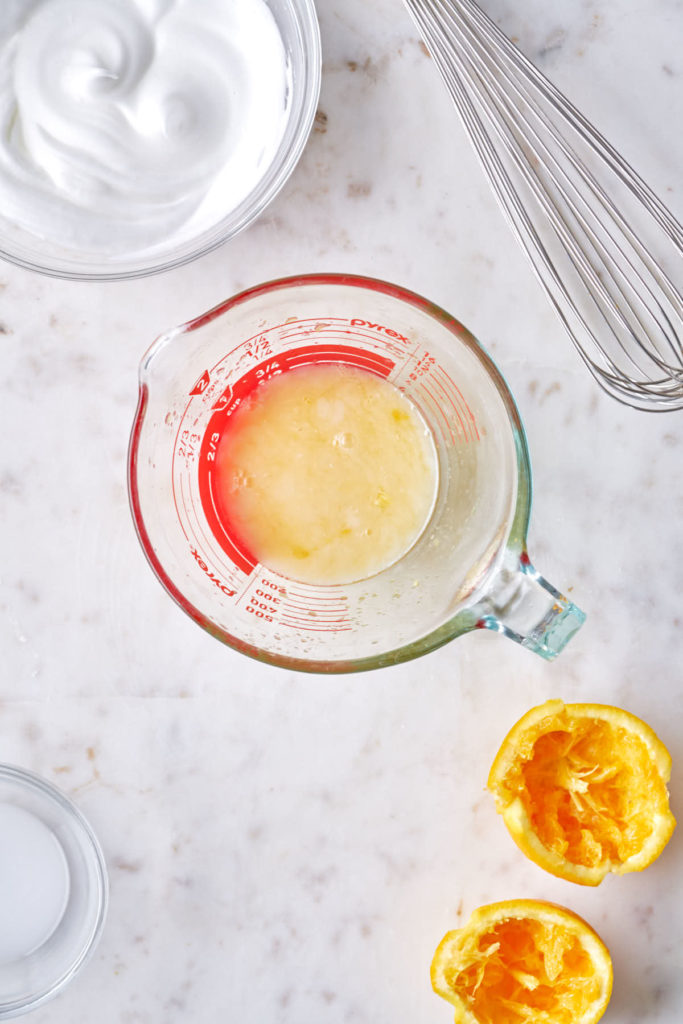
[128,274,585,672]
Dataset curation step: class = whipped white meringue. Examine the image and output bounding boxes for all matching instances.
[0,0,290,257]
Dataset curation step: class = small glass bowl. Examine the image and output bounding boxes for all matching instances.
[0,765,108,1020]
[0,0,321,281]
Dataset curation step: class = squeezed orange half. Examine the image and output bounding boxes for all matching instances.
[431,899,613,1024]
[487,700,676,885]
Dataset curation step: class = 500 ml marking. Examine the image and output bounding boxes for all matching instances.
[245,578,285,624]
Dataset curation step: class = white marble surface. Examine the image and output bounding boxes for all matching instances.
[1,0,682,1021]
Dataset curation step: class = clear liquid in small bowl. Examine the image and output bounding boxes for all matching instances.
[0,803,70,964]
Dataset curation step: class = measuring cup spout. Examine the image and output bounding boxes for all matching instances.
[472,551,585,660]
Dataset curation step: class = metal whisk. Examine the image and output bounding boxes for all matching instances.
[404,0,683,411]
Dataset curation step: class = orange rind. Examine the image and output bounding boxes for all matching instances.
[487,700,676,885]
[431,899,613,1024]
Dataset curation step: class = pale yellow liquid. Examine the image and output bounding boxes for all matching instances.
[214,364,438,585]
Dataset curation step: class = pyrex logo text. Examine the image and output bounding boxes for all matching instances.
[190,547,236,597]
[350,319,408,343]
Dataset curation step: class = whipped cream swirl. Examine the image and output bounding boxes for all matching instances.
[0,0,290,255]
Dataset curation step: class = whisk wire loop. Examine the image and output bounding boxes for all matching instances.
[405,0,683,410]
[433,0,683,379]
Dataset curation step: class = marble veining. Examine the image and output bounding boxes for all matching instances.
[0,1,682,1022]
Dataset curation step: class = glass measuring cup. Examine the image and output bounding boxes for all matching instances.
[128,274,585,672]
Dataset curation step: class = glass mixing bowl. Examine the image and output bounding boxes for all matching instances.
[0,0,320,280]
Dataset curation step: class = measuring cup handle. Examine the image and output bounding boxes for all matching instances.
[473,551,585,660]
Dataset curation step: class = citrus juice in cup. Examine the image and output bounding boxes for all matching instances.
[212,363,439,585]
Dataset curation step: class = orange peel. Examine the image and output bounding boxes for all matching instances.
[487,699,676,885]
[431,898,613,1024]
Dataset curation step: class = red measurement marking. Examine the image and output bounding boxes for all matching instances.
[390,341,423,383]
[282,595,348,608]
[190,370,210,395]
[281,600,350,620]
[282,616,351,627]
[421,379,457,446]
[283,344,393,377]
[280,327,408,361]
[197,456,257,577]
[197,345,396,571]
[172,473,192,543]
[433,365,480,441]
[429,372,468,443]
[280,611,349,622]
[279,620,353,633]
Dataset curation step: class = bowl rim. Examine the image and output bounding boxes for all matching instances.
[0,763,109,1020]
[0,0,322,282]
